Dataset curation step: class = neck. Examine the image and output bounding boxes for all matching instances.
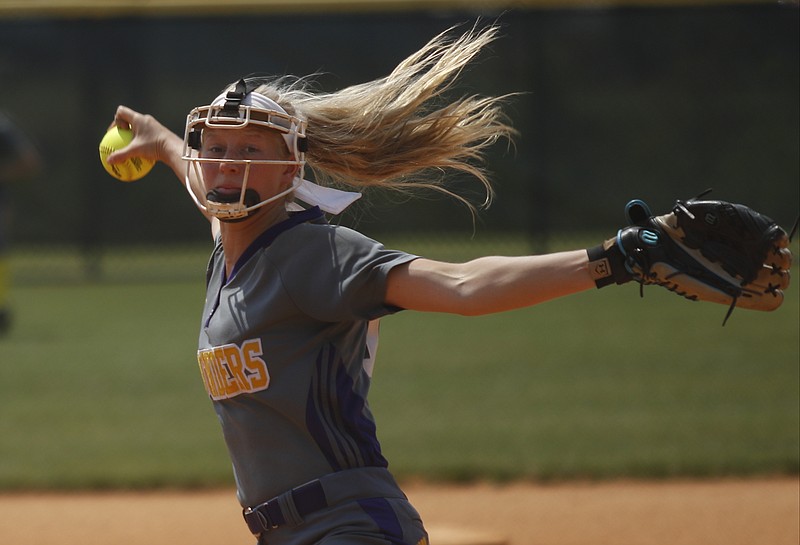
[219,203,289,275]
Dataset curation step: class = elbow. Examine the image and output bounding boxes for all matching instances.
[450,277,489,317]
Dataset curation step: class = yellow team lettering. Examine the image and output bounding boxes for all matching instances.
[243,339,269,390]
[196,339,270,400]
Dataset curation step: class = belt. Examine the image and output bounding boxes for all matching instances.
[241,467,405,536]
[243,479,328,535]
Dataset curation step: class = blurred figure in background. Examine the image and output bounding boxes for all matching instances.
[0,111,41,334]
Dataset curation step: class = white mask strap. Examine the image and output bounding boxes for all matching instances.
[293,179,362,215]
[211,87,301,156]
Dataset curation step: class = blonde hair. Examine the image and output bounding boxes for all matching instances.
[238,23,516,213]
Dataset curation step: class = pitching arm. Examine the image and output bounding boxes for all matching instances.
[106,106,217,236]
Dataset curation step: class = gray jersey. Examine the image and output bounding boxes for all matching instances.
[196,207,418,507]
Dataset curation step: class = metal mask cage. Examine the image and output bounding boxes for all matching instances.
[180,102,308,220]
[184,103,307,157]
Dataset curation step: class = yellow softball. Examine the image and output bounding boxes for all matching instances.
[98,126,154,182]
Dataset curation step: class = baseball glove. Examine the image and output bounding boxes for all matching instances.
[587,191,794,324]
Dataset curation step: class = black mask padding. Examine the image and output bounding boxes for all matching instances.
[188,129,202,150]
[206,188,262,223]
[206,188,260,206]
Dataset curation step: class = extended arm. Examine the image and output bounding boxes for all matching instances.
[385,250,595,315]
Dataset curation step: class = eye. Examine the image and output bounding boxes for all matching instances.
[201,143,225,157]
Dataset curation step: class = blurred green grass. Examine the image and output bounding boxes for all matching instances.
[0,239,797,489]
[375,285,799,482]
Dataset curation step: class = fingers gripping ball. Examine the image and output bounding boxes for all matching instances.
[98,126,154,182]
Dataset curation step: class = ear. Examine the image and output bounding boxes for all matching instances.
[283,163,300,180]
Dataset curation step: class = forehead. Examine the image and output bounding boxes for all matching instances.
[202,127,283,143]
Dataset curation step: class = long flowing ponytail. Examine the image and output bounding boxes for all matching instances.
[243,22,516,213]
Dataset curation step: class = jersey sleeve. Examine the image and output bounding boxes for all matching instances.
[271,224,418,322]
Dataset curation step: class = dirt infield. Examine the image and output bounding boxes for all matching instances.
[0,477,797,545]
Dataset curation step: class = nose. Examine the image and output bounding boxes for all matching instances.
[220,160,240,173]
[218,155,246,175]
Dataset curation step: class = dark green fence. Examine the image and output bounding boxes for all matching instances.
[1,5,797,282]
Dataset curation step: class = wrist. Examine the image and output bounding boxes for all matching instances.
[586,234,632,288]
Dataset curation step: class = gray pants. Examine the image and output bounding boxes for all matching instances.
[251,468,428,545]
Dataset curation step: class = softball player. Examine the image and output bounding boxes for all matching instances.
[107,24,598,544]
[0,112,40,335]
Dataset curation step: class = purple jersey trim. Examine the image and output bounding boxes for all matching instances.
[229,206,324,282]
[204,206,324,327]
[306,344,388,472]
[357,498,408,545]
